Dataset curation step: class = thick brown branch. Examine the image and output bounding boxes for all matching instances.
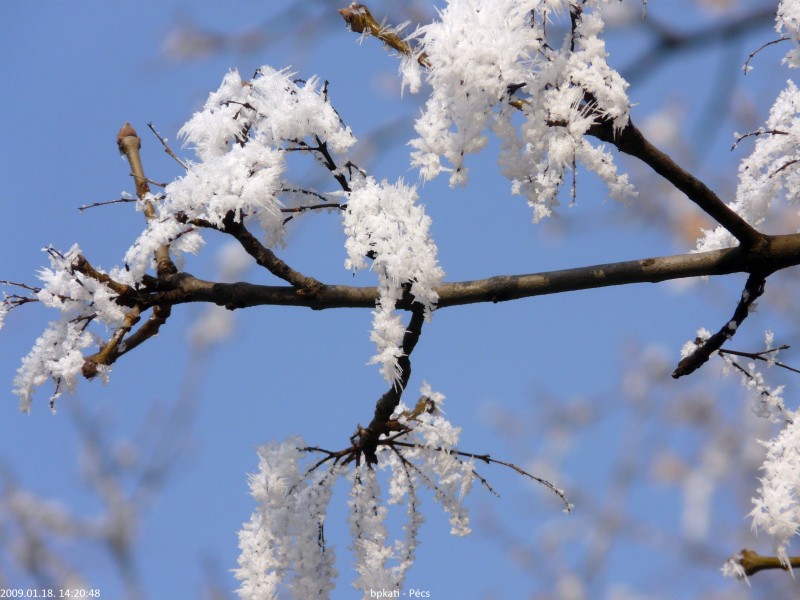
[141,233,800,312]
[71,255,134,298]
[82,304,172,377]
[588,119,764,248]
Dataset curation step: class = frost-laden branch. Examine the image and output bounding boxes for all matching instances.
[23,229,797,386]
[79,125,177,377]
[235,385,569,597]
[672,273,767,379]
[356,305,426,465]
[12,230,798,381]
[342,2,764,248]
[101,232,800,312]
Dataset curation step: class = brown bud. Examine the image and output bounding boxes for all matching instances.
[338,3,372,34]
[117,122,140,154]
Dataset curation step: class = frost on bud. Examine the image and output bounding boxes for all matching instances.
[338,3,372,34]
[721,552,750,585]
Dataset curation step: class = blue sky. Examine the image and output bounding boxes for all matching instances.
[0,1,795,598]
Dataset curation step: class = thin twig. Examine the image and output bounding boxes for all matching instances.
[390,440,571,510]
[731,128,789,151]
[147,122,189,170]
[0,280,41,293]
[719,345,800,375]
[744,37,789,73]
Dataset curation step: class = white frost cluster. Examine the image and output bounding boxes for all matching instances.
[383,383,474,536]
[697,81,800,252]
[721,552,749,584]
[778,0,800,69]
[235,437,338,600]
[750,413,800,568]
[235,385,475,598]
[14,246,123,412]
[697,1,800,252]
[123,67,356,283]
[406,0,634,220]
[343,177,443,383]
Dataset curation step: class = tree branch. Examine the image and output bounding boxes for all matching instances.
[672,272,767,378]
[339,3,765,248]
[354,305,426,465]
[116,123,177,278]
[735,548,800,577]
[133,233,800,312]
[588,119,764,248]
[189,212,324,294]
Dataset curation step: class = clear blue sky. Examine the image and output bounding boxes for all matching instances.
[0,1,792,598]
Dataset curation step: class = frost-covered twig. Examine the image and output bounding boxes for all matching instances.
[117,123,178,279]
[673,273,766,378]
[719,345,800,376]
[391,440,573,513]
[354,305,426,465]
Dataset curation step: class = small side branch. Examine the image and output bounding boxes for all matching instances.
[117,123,177,278]
[588,119,764,248]
[733,548,800,577]
[672,273,767,378]
[82,305,171,377]
[338,3,429,67]
[147,122,188,170]
[356,305,426,465]
[719,345,800,376]
[392,440,573,512]
[198,212,324,295]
